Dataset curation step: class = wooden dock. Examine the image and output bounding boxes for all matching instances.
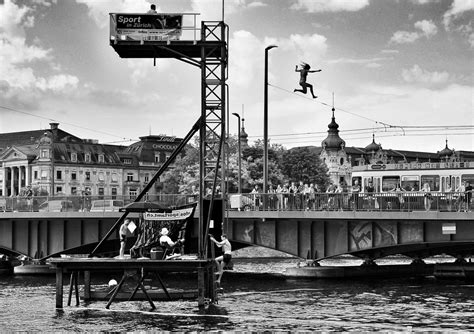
[49,257,217,310]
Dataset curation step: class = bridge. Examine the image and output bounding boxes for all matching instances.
[0,193,473,264]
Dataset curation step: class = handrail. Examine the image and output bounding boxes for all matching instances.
[1,191,471,213]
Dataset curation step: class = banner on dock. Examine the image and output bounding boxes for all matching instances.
[144,207,194,221]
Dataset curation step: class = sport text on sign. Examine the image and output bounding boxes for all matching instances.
[144,207,194,221]
[114,14,183,41]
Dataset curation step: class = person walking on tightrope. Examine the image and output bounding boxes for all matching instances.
[209,234,232,285]
[294,63,321,98]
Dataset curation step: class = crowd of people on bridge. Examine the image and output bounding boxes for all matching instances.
[243,180,473,212]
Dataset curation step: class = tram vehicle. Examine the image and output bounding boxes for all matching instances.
[350,161,474,211]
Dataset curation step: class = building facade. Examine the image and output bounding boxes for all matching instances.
[294,109,474,188]
[0,123,182,199]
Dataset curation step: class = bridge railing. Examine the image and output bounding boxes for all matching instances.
[227,192,472,213]
[0,194,193,213]
[0,192,471,213]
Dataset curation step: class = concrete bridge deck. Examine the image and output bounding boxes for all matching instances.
[0,209,473,263]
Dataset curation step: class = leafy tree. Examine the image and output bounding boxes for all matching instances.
[280,147,330,191]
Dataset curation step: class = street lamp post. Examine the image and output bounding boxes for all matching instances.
[232,112,242,193]
[264,45,277,201]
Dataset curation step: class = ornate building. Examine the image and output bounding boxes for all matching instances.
[319,108,352,186]
[0,123,182,199]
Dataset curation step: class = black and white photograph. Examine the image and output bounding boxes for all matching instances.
[0,0,473,331]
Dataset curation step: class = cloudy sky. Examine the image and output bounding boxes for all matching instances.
[1,0,473,153]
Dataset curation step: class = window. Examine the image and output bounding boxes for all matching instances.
[71,171,77,180]
[124,158,132,165]
[41,170,48,179]
[111,173,118,182]
[71,152,77,162]
[160,153,166,163]
[144,174,149,183]
[85,153,91,163]
[401,175,419,191]
[421,175,440,191]
[111,187,117,199]
[98,187,104,199]
[56,170,62,180]
[56,186,62,193]
[382,176,400,192]
[41,149,49,158]
[34,171,38,180]
[98,154,104,163]
[71,186,77,195]
[129,189,138,200]
[340,158,344,165]
[85,171,91,181]
[155,155,160,163]
[98,172,105,182]
[461,174,474,185]
[127,172,134,182]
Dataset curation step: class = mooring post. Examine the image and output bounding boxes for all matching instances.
[55,266,63,309]
[197,266,205,307]
[74,272,79,306]
[84,271,91,300]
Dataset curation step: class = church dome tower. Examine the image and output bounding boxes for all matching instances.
[320,108,350,187]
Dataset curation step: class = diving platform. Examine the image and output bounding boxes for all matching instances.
[110,40,224,59]
[50,257,216,309]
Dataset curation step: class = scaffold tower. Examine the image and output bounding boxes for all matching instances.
[108,13,228,259]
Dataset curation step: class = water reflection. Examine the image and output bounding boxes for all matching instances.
[2,259,474,331]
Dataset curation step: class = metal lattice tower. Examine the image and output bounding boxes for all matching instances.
[199,21,228,257]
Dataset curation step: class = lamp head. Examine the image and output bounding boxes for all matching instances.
[232,112,240,118]
[265,45,278,51]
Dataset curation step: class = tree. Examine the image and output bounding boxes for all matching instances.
[280,147,330,191]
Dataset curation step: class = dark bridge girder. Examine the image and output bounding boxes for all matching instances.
[226,212,474,261]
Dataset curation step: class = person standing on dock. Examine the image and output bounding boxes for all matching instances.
[119,219,133,258]
[210,234,232,284]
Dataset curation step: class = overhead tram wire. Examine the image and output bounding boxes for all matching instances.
[267,83,474,138]
[268,83,408,135]
[0,105,135,142]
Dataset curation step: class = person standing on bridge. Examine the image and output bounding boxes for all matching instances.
[422,182,432,211]
[294,63,321,99]
[209,234,232,285]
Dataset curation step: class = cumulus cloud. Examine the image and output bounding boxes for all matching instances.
[442,0,474,47]
[75,0,149,28]
[0,0,80,110]
[36,74,79,92]
[414,20,438,37]
[401,64,449,84]
[290,0,369,12]
[390,20,438,44]
[327,56,392,68]
[443,0,474,28]
[228,30,327,88]
[410,0,441,4]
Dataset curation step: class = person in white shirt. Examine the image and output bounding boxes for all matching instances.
[159,227,184,248]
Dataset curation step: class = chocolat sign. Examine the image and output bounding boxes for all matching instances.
[114,14,183,41]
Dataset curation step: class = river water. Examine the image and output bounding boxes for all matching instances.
[1,257,474,332]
